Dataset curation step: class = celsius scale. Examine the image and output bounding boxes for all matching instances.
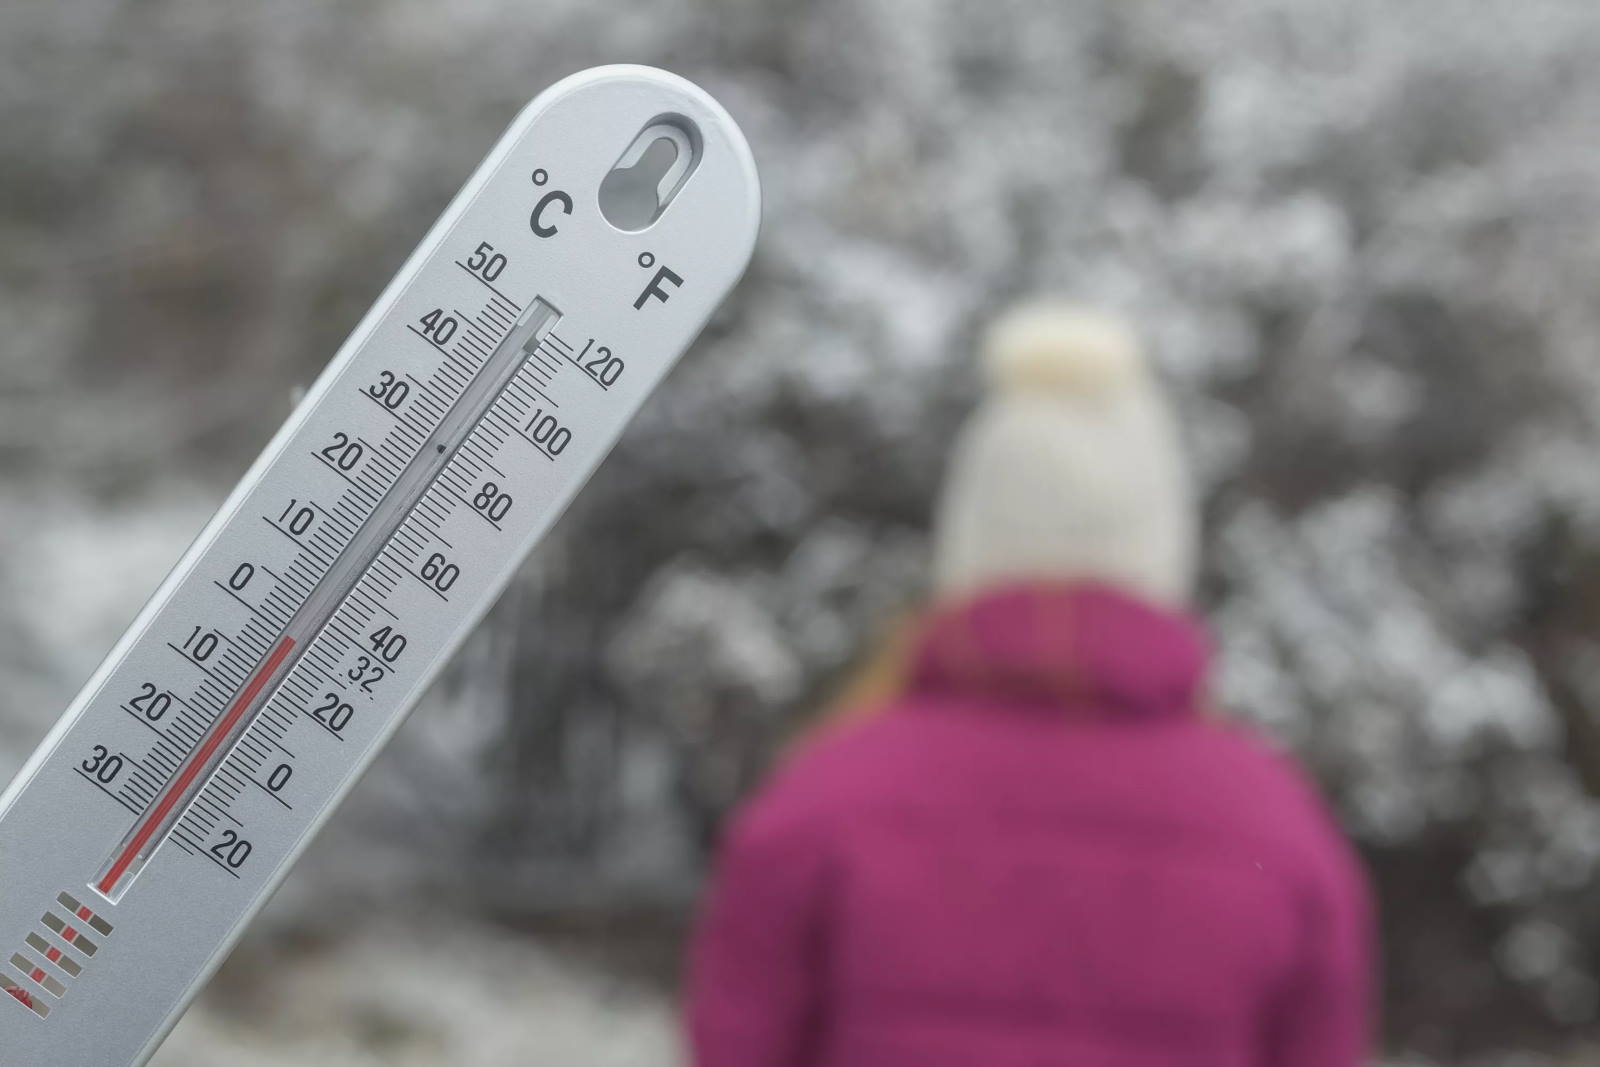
[0,65,760,1066]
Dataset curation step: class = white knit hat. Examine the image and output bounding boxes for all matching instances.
[931,303,1197,607]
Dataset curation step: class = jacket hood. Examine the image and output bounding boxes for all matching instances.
[905,582,1210,720]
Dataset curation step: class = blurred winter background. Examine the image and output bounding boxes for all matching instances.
[5,0,1600,1063]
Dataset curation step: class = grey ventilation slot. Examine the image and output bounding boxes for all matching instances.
[57,893,114,937]
[9,954,65,998]
[25,934,83,978]
[40,912,99,956]
[1,973,47,1019]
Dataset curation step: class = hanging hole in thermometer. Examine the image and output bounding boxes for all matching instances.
[598,117,701,231]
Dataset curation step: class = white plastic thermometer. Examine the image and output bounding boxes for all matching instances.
[0,65,760,1066]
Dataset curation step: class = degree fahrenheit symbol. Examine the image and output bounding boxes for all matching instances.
[634,263,683,310]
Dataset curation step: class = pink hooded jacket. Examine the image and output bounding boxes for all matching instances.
[687,584,1373,1067]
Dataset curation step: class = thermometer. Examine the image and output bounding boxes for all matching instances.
[0,65,760,1066]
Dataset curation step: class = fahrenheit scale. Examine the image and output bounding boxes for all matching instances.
[0,65,760,1066]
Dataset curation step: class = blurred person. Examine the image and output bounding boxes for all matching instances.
[686,305,1374,1066]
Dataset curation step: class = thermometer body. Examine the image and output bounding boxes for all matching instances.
[0,65,759,1066]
